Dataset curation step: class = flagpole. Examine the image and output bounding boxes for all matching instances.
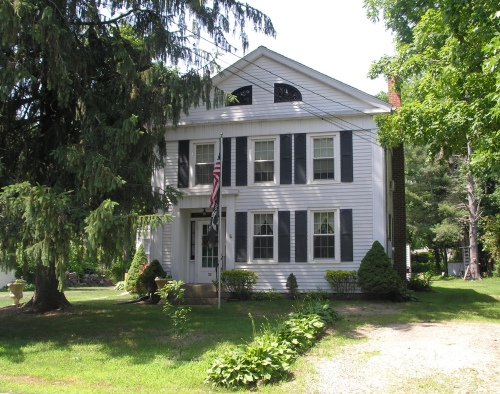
[217,133,223,310]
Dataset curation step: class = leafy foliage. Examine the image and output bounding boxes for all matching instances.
[357,241,402,295]
[285,273,299,297]
[324,270,357,299]
[365,0,500,274]
[220,270,258,300]
[138,259,166,303]
[125,245,148,295]
[205,303,338,388]
[252,289,283,301]
[157,280,191,357]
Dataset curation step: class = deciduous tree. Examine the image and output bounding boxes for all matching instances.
[365,0,500,279]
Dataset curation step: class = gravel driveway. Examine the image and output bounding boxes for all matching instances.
[311,321,500,394]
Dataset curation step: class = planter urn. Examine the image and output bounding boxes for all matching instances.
[7,283,25,306]
[154,278,172,291]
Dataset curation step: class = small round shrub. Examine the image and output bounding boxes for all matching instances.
[220,270,258,300]
[139,259,166,303]
[357,241,402,296]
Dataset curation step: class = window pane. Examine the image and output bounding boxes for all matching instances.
[254,214,273,235]
[255,161,274,182]
[314,212,334,234]
[253,213,274,260]
[195,144,214,185]
[255,141,274,182]
[313,158,334,179]
[313,138,334,180]
[314,235,335,258]
[202,224,218,267]
[313,212,334,259]
[255,141,274,160]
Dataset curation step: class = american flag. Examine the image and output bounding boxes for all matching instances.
[209,154,221,208]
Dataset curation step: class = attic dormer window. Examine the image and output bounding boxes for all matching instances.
[274,83,302,103]
[228,85,252,106]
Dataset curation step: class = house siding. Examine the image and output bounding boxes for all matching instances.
[148,47,392,292]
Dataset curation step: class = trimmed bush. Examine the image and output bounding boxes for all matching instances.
[286,273,299,297]
[139,259,166,303]
[324,270,357,299]
[252,289,283,301]
[357,241,401,296]
[220,270,258,300]
[125,244,147,295]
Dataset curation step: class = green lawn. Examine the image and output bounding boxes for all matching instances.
[1,277,499,394]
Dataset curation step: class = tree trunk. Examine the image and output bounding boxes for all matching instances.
[23,259,71,313]
[433,247,441,273]
[466,141,482,280]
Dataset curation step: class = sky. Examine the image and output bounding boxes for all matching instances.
[218,0,395,96]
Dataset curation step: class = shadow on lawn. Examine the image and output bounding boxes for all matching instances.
[0,298,293,367]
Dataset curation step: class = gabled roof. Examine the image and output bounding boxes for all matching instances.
[213,46,393,115]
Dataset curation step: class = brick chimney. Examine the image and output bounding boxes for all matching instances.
[388,79,408,281]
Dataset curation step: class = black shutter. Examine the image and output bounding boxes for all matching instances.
[340,131,353,182]
[236,137,247,186]
[295,210,307,262]
[340,209,353,261]
[294,133,306,184]
[280,134,292,185]
[178,140,189,188]
[222,137,231,187]
[278,211,291,262]
[235,211,247,262]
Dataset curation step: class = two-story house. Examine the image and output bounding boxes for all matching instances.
[148,46,396,291]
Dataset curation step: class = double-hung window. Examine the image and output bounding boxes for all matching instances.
[313,137,334,180]
[252,212,275,260]
[194,143,215,185]
[313,211,335,259]
[254,140,274,182]
[308,134,340,183]
[250,138,279,185]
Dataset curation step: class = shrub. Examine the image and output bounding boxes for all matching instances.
[205,304,337,388]
[302,287,330,301]
[139,259,166,303]
[407,271,433,291]
[220,270,258,300]
[357,241,402,296]
[252,289,283,301]
[285,273,299,297]
[324,270,357,299]
[125,244,147,295]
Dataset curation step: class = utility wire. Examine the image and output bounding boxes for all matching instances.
[171,21,386,147]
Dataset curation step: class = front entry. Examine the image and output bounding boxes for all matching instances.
[195,220,225,283]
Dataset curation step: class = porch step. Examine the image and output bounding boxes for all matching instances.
[180,284,229,306]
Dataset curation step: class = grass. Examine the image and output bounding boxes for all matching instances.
[0,277,499,393]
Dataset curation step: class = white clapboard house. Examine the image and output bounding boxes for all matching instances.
[148,46,397,292]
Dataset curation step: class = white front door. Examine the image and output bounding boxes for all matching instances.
[196,220,224,283]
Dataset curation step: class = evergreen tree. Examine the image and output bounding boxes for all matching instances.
[125,244,148,295]
[357,241,401,295]
[0,0,275,312]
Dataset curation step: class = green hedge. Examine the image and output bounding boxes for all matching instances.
[324,270,357,299]
[220,269,258,300]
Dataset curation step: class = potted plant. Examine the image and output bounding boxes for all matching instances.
[7,278,27,306]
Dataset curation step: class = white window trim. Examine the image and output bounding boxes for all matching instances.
[189,140,217,188]
[250,210,278,263]
[307,133,341,184]
[249,136,280,186]
[308,208,340,263]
